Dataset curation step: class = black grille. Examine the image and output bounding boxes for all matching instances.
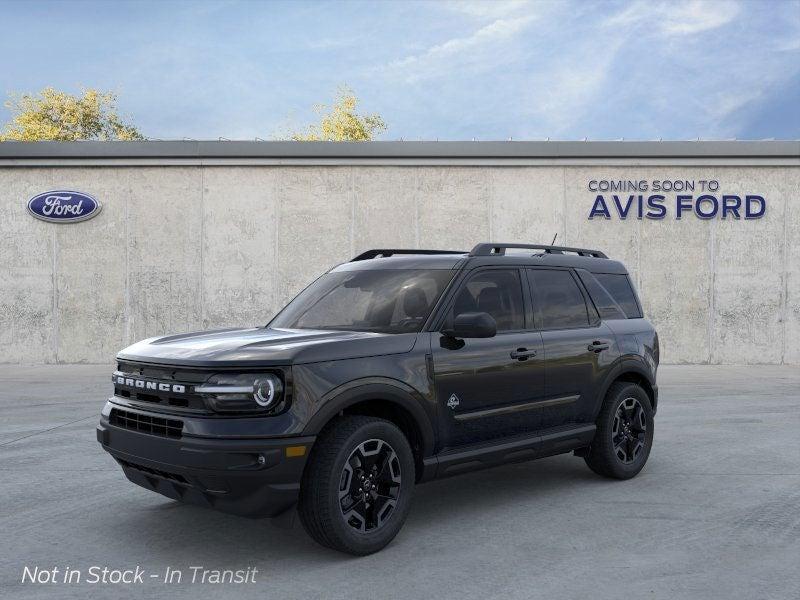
[117,458,188,484]
[113,387,196,409]
[114,361,211,412]
[109,408,183,439]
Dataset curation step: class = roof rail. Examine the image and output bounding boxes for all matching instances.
[469,243,608,259]
[351,249,466,261]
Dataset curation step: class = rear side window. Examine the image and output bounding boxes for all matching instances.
[593,273,642,318]
[528,269,589,329]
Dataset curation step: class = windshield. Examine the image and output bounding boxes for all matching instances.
[270,269,456,334]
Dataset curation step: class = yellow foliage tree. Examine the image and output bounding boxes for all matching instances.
[291,87,386,141]
[0,87,143,141]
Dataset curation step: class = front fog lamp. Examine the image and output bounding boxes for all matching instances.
[196,373,284,413]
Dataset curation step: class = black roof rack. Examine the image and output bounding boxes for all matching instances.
[469,243,608,259]
[351,249,466,261]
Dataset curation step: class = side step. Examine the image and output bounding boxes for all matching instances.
[423,423,596,480]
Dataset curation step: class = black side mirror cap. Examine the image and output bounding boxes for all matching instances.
[442,312,497,339]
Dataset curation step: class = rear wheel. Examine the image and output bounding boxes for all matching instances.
[298,416,414,555]
[584,382,654,479]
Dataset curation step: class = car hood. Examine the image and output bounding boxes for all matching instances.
[117,327,419,367]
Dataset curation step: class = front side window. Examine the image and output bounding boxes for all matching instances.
[529,269,590,329]
[446,269,525,331]
[270,269,455,334]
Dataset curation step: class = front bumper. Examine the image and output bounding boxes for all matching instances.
[97,405,314,518]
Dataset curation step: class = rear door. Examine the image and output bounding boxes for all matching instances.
[526,268,618,428]
[431,267,545,447]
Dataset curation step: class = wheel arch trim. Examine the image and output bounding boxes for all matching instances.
[594,358,657,419]
[301,378,436,458]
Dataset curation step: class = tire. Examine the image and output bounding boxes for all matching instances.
[298,416,415,555]
[584,382,654,480]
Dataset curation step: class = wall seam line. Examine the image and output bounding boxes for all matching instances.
[199,167,205,328]
[488,169,494,241]
[562,167,567,244]
[51,225,58,363]
[124,170,131,348]
[350,167,356,257]
[272,172,282,308]
[781,190,788,364]
[414,168,420,247]
[50,168,58,363]
[709,219,716,364]
[637,209,642,293]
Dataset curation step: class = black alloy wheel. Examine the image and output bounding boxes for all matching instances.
[339,439,402,532]
[583,381,654,480]
[612,397,648,464]
[298,416,415,555]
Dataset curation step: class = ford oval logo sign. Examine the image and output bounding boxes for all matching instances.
[27,190,101,223]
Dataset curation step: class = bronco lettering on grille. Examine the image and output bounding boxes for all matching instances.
[115,376,185,394]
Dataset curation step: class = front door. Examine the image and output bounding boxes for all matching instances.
[431,268,545,448]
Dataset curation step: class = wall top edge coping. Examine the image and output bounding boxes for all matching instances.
[1,158,798,168]
[0,140,798,161]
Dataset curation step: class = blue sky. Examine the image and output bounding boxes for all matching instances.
[1,0,798,140]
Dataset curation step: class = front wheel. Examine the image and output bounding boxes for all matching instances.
[298,416,414,555]
[584,382,654,479]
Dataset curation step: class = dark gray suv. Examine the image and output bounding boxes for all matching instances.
[98,242,658,555]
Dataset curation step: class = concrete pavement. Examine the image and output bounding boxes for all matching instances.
[1,364,799,600]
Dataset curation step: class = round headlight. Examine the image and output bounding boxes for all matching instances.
[253,377,278,408]
[196,373,284,413]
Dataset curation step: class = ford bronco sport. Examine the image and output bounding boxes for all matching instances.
[98,243,659,555]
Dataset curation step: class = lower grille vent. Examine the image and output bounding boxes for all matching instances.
[109,408,183,439]
[118,459,188,484]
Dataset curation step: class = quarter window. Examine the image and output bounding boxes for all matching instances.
[529,269,589,329]
[576,270,627,320]
[448,269,525,331]
[594,273,643,318]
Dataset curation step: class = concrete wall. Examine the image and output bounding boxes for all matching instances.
[1,164,798,364]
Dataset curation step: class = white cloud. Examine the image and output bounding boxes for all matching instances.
[385,15,535,82]
[524,37,627,135]
[516,0,755,137]
[307,36,360,50]
[440,0,535,19]
[661,0,740,35]
[705,89,764,123]
[603,1,654,28]
[376,0,796,139]
[777,37,800,52]
[606,0,740,36]
[595,0,798,137]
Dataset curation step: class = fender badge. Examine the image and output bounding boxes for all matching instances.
[447,394,460,410]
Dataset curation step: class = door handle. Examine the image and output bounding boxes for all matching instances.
[510,348,537,360]
[588,340,610,352]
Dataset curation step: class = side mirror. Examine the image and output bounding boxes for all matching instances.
[442,312,497,339]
